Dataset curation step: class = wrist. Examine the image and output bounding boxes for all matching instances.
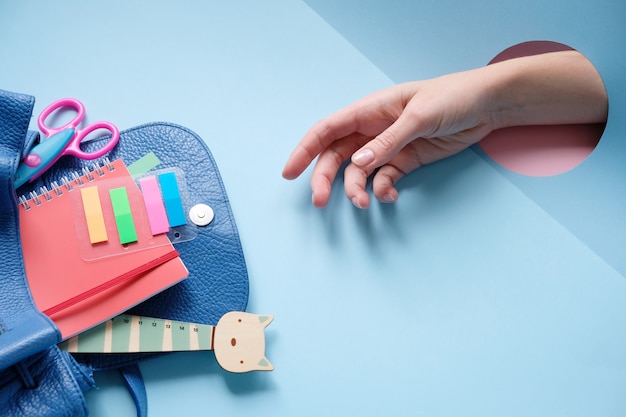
[482,56,533,130]
[483,50,608,130]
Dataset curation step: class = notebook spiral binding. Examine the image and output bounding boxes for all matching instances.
[18,157,116,211]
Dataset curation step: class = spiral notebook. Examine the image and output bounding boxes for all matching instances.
[18,158,189,339]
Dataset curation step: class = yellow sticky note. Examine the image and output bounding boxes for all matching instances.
[80,186,108,244]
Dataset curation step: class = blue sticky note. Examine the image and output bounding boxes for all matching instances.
[157,172,186,227]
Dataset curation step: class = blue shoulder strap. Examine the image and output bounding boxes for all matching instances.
[119,365,148,417]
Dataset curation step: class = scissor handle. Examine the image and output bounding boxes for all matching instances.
[37,98,86,138]
[64,121,121,160]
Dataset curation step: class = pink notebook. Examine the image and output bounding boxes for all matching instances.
[19,159,188,339]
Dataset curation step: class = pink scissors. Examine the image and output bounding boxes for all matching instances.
[14,98,120,188]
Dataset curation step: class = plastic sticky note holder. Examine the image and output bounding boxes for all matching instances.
[68,164,197,261]
[69,173,173,261]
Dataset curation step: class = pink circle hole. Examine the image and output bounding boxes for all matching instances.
[478,41,607,177]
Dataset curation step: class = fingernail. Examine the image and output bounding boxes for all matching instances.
[382,194,397,203]
[351,197,364,209]
[312,192,322,208]
[352,149,374,166]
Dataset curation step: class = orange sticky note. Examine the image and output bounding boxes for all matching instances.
[80,186,108,244]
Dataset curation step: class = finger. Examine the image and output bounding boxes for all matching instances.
[371,142,425,203]
[309,134,368,207]
[310,171,333,208]
[351,108,424,171]
[372,164,404,203]
[343,163,373,209]
[282,144,318,180]
[372,136,451,203]
[371,131,485,203]
[282,106,363,180]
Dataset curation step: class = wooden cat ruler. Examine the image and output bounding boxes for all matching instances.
[58,311,274,373]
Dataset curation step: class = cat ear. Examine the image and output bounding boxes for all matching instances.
[258,315,273,328]
[257,356,274,371]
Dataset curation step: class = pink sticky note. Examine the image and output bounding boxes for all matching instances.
[139,176,170,235]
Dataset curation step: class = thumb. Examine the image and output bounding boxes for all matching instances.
[351,113,422,169]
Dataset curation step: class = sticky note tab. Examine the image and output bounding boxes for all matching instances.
[80,186,108,244]
[127,152,161,177]
[109,187,138,244]
[158,172,186,227]
[139,176,169,235]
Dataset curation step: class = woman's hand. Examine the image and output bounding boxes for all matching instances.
[282,51,607,208]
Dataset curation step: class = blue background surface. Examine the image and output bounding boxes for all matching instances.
[1,1,625,416]
[305,0,626,277]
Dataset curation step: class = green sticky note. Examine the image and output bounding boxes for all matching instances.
[127,152,161,177]
[109,187,138,244]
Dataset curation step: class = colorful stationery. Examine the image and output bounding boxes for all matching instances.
[109,186,138,244]
[80,186,108,244]
[19,158,188,339]
[158,171,187,227]
[138,175,170,235]
[59,312,274,373]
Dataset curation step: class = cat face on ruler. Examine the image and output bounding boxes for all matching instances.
[213,311,273,373]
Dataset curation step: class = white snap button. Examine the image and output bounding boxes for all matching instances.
[189,204,214,226]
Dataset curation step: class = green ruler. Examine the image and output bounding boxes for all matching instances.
[58,311,274,373]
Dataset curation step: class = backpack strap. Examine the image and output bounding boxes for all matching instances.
[119,364,148,417]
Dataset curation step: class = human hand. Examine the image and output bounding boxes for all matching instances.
[282,51,607,209]
[282,69,496,208]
